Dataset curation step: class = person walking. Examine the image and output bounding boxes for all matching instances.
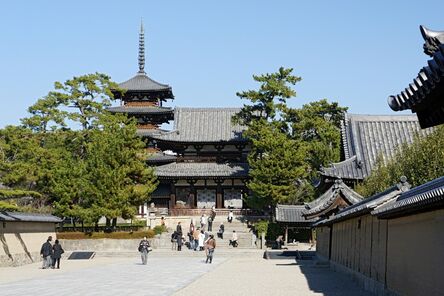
[198,230,205,251]
[138,237,151,265]
[217,222,225,239]
[51,239,64,269]
[189,219,195,250]
[205,234,216,264]
[176,222,183,251]
[40,236,53,269]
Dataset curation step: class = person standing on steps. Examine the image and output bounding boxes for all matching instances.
[229,230,238,247]
[138,236,151,265]
[51,239,64,269]
[193,227,200,251]
[176,222,183,251]
[40,236,53,269]
[205,234,216,264]
[217,222,225,239]
[207,215,213,232]
[200,214,207,231]
[198,229,205,251]
[227,210,234,223]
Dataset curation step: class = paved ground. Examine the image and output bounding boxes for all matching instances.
[0,251,373,296]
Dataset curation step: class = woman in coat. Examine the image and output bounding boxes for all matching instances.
[51,239,64,269]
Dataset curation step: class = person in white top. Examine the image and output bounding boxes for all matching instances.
[200,214,207,230]
[227,210,234,223]
[229,230,238,247]
[198,230,206,251]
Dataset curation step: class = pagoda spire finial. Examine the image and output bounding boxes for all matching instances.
[138,19,145,74]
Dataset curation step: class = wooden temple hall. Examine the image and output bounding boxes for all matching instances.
[109,23,249,214]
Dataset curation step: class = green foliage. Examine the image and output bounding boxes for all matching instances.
[235,68,346,207]
[0,73,157,221]
[57,230,156,240]
[356,126,444,196]
[0,201,19,211]
[254,220,269,236]
[0,189,42,200]
[153,224,167,235]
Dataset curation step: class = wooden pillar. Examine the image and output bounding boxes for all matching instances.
[285,226,289,244]
[216,184,223,209]
[188,179,197,208]
[170,182,176,209]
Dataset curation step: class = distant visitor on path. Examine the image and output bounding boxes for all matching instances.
[138,237,151,265]
[207,216,213,232]
[205,234,216,264]
[217,222,224,239]
[51,239,64,269]
[176,222,183,251]
[40,236,53,269]
[200,214,207,230]
[229,230,238,247]
[227,210,234,223]
[198,230,205,251]
[193,228,200,251]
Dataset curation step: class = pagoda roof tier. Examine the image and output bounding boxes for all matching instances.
[303,179,363,220]
[154,162,249,179]
[151,108,247,144]
[320,113,433,181]
[388,26,444,128]
[107,106,174,115]
[147,152,177,164]
[136,128,169,138]
[118,73,174,100]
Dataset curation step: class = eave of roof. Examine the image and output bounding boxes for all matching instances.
[0,211,62,223]
[373,176,444,218]
[107,106,174,115]
[118,72,172,92]
[303,180,363,218]
[154,162,249,179]
[275,204,317,223]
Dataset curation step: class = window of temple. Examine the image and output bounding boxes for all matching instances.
[224,189,243,209]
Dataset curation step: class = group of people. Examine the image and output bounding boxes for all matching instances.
[40,236,64,269]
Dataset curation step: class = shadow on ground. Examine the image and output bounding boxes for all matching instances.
[266,250,373,296]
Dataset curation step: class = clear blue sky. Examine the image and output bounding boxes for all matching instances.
[1,0,443,127]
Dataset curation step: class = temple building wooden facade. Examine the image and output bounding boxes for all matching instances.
[110,23,249,214]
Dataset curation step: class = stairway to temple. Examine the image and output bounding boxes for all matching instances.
[162,213,266,249]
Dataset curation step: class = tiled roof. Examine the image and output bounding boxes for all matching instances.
[387,26,444,128]
[136,129,169,138]
[373,176,444,218]
[119,72,172,93]
[107,106,173,115]
[155,162,249,179]
[146,152,177,164]
[315,179,410,226]
[275,204,316,223]
[303,179,363,218]
[0,211,62,223]
[151,108,247,143]
[320,113,433,180]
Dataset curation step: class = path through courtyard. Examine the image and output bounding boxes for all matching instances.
[0,252,373,296]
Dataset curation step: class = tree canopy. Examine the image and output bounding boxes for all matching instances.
[234,67,347,208]
[0,73,157,222]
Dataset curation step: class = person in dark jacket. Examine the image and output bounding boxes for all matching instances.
[138,237,151,265]
[51,239,64,269]
[176,222,183,251]
[217,223,225,239]
[40,236,53,269]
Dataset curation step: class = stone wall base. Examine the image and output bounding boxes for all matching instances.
[0,251,40,267]
[329,261,398,296]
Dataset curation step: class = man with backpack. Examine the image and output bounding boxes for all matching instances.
[138,237,151,265]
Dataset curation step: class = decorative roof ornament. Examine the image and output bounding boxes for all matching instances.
[138,19,146,73]
[420,25,444,56]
